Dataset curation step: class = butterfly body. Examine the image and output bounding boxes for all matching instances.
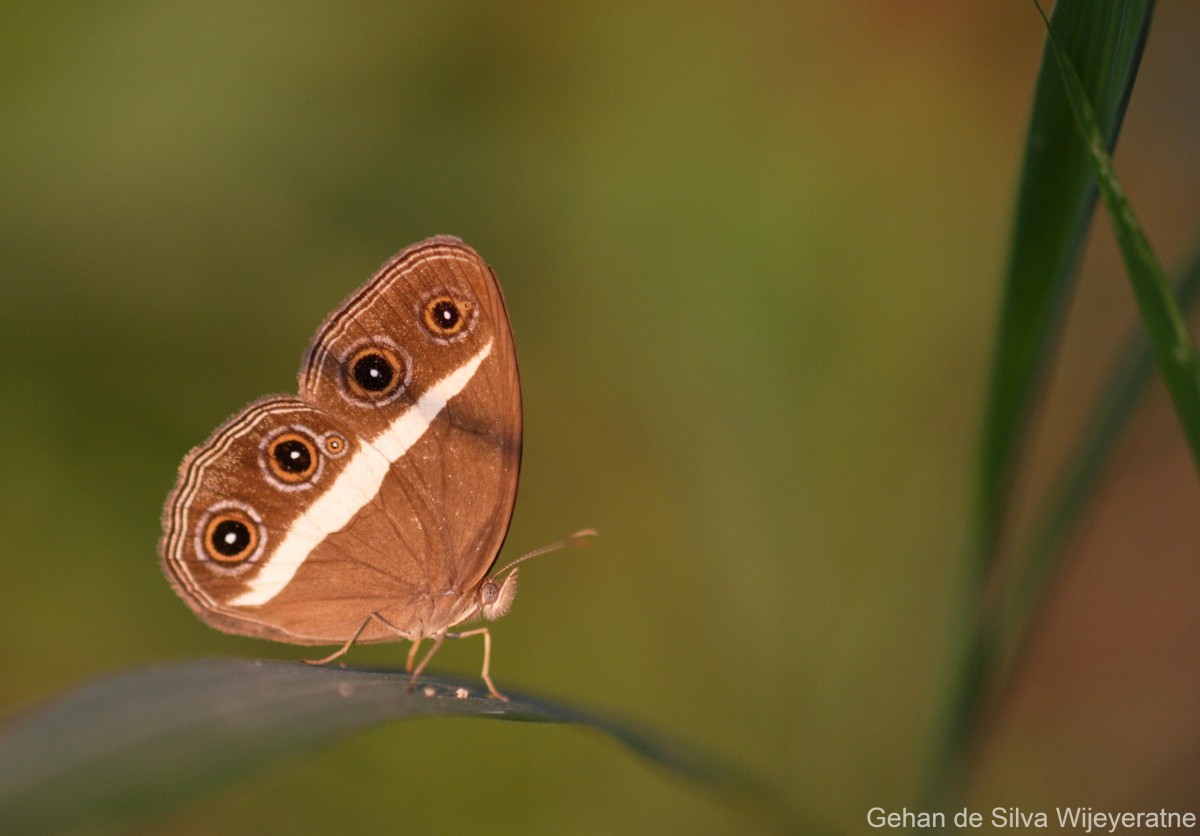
[160,237,522,691]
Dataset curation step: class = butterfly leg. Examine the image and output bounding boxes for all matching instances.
[302,611,407,666]
[302,616,374,665]
[445,626,507,701]
[406,639,421,673]
[407,633,446,693]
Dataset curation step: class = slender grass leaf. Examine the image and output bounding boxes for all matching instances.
[1002,243,1200,674]
[928,0,1155,806]
[0,659,806,834]
[977,0,1153,575]
[1040,3,1200,469]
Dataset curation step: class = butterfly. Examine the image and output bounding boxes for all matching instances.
[160,236,540,699]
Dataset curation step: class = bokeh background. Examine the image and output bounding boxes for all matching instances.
[3,3,1200,833]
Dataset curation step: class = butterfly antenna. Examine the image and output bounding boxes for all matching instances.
[493,528,598,579]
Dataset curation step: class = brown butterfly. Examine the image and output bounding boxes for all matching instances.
[160,236,540,699]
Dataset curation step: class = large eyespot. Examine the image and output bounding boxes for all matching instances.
[196,502,265,574]
[419,289,477,343]
[264,431,319,485]
[341,339,411,406]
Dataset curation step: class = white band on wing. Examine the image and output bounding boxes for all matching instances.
[227,340,494,608]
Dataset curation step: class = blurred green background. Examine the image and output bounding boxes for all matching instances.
[3,3,1200,833]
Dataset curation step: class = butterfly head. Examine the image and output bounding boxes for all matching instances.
[480,568,519,621]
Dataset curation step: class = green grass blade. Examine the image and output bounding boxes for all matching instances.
[977,0,1153,570]
[928,0,1155,807]
[0,660,807,833]
[1040,3,1200,468]
[1002,243,1200,670]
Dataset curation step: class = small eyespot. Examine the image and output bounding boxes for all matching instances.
[201,508,260,566]
[323,433,347,457]
[344,343,408,403]
[424,296,463,334]
[265,432,318,484]
[420,290,477,343]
